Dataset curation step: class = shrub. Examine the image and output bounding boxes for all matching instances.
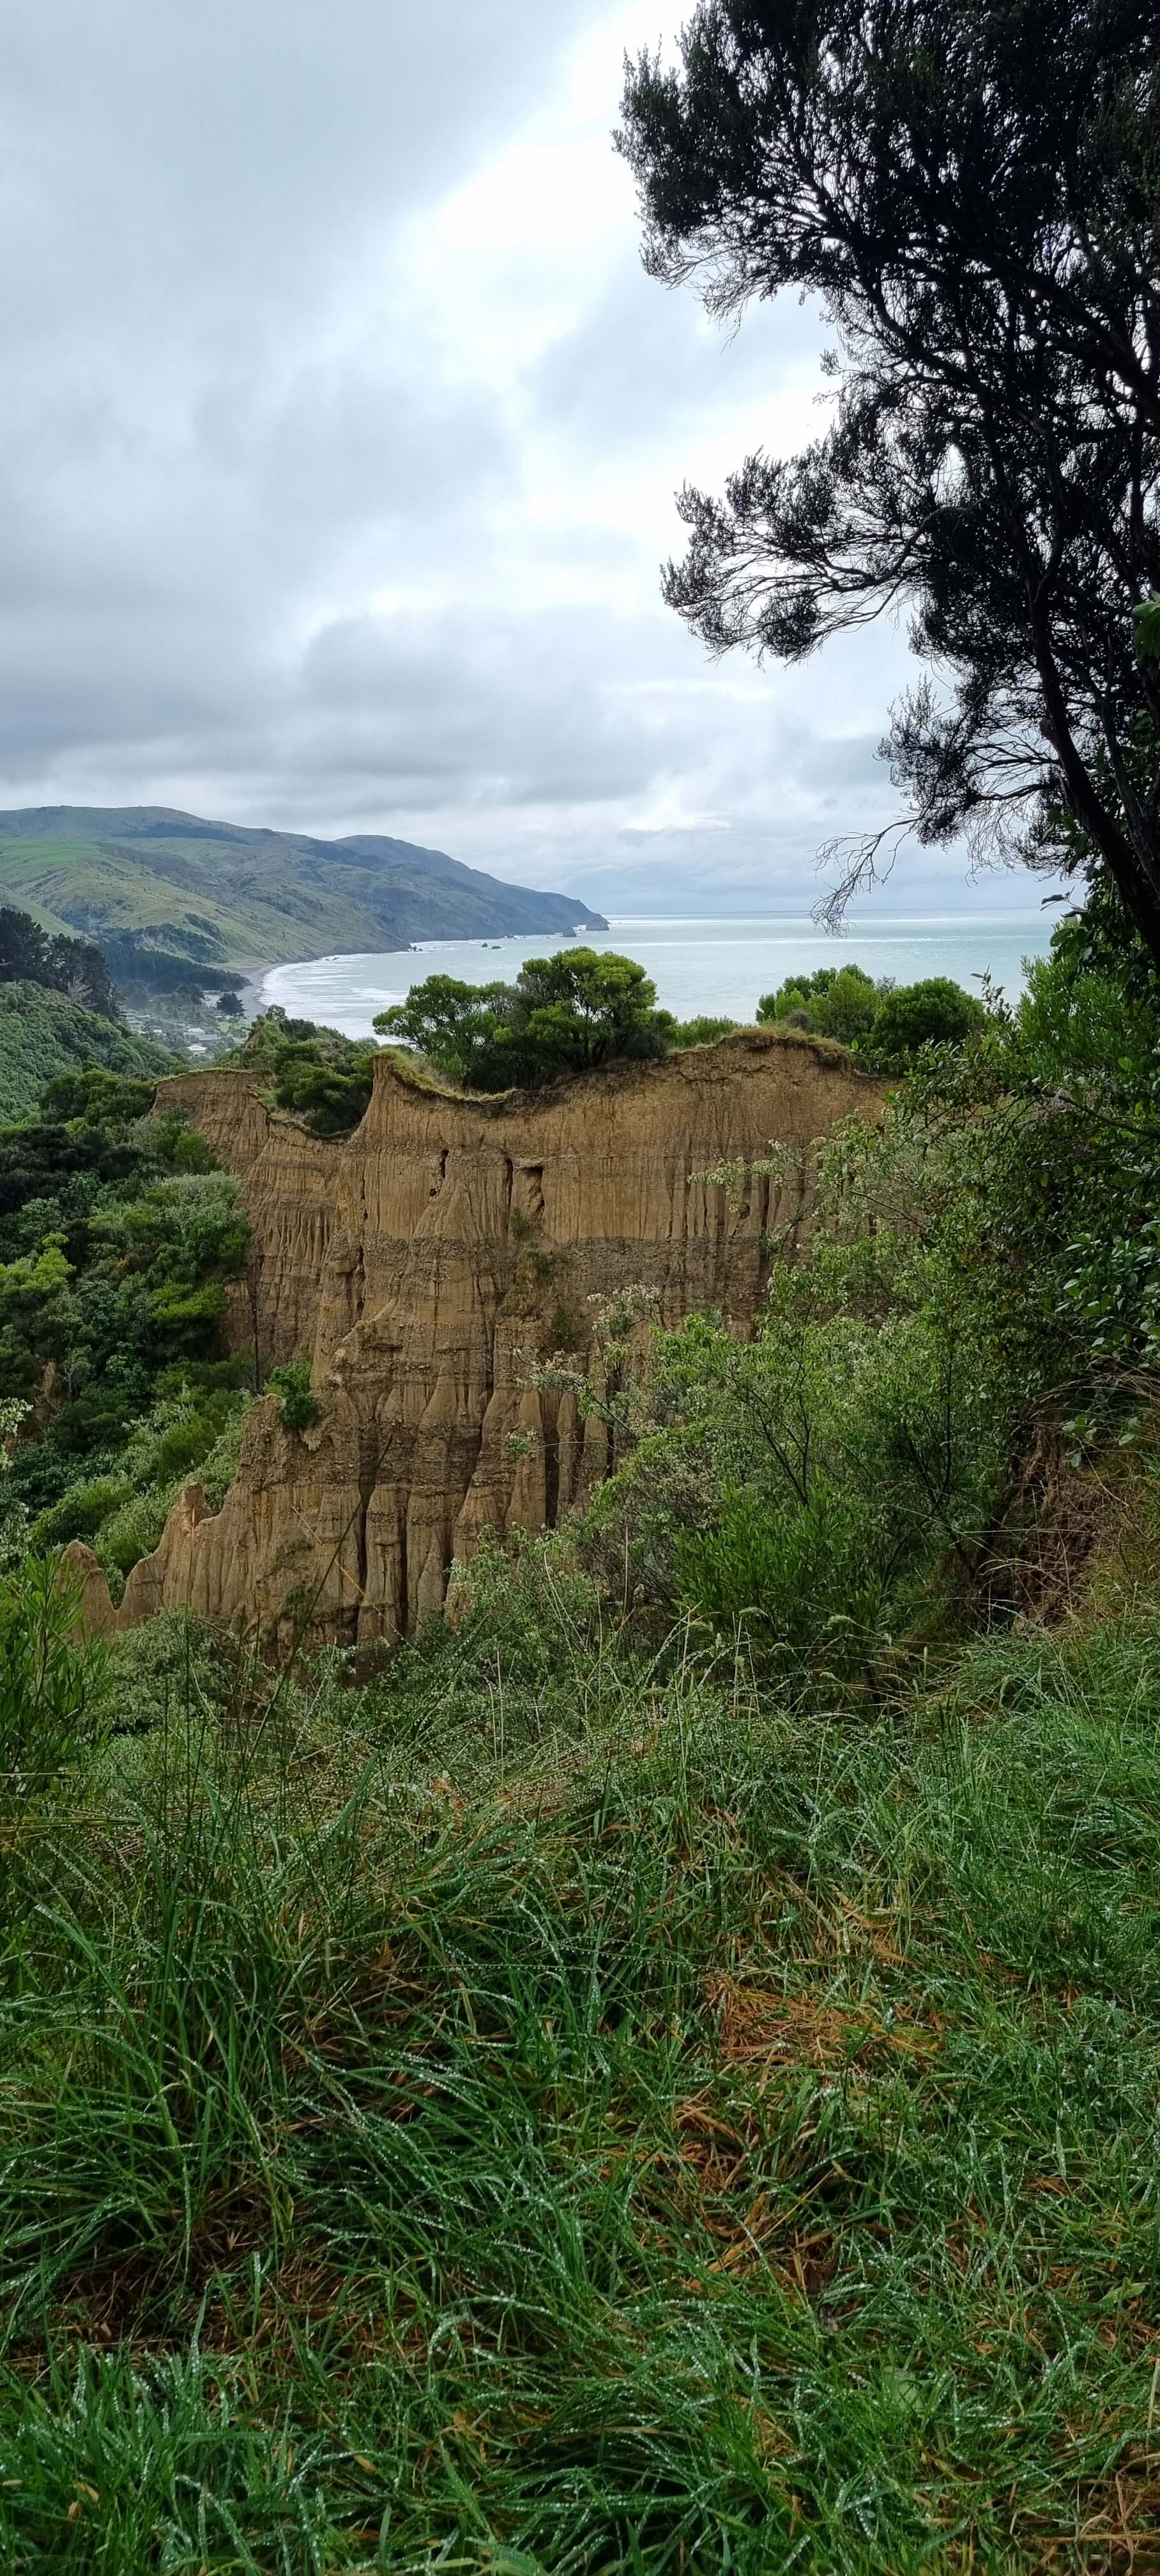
[271,1041,375,1135]
[756,961,879,1039]
[816,963,880,1042]
[40,1068,156,1125]
[0,1100,248,1532]
[870,975,987,1061]
[31,1387,252,1584]
[228,1011,376,1135]
[577,1284,1005,1678]
[267,1360,321,1432]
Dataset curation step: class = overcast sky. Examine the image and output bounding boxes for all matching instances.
[0,1,1048,917]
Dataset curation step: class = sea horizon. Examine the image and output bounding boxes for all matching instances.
[259,908,1058,1039]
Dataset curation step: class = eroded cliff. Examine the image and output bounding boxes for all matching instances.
[68,1032,879,1645]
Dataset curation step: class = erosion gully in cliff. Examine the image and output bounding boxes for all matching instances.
[66,1031,878,1648]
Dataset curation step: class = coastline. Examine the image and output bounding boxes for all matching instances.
[239,963,273,1019]
[236,938,416,1024]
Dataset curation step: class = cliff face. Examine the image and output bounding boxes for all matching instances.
[67,1033,879,1646]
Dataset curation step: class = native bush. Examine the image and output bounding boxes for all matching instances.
[758,961,881,1041]
[376,947,672,1088]
[576,1278,1005,1675]
[871,974,988,1061]
[229,1009,376,1135]
[27,1382,250,1580]
[755,961,983,1059]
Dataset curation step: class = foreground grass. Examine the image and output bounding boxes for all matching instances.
[3,1598,1160,2570]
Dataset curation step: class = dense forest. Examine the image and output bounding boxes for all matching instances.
[4,0,1160,2566]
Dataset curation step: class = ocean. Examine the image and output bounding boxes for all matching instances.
[257,911,1057,1039]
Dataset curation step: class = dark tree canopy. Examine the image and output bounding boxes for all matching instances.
[0,906,122,1020]
[376,949,671,1090]
[619,1,1160,962]
[870,974,986,1061]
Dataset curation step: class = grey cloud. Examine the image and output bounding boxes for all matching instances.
[0,0,1055,921]
[533,257,825,451]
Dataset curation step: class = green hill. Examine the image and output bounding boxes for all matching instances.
[0,984,176,1121]
[0,807,607,970]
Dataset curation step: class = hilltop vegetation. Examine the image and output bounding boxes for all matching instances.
[376,947,984,1092]
[756,962,988,1059]
[376,946,675,1087]
[0,904,121,1019]
[0,804,607,976]
[228,1008,378,1136]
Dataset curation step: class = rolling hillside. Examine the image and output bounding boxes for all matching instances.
[0,807,607,969]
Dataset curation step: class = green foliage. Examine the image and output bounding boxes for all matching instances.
[96,928,248,1008]
[0,1399,28,1568]
[376,946,671,1089]
[0,1082,250,1563]
[32,1474,131,1550]
[267,1358,321,1432]
[0,983,174,1124]
[231,1009,375,1135]
[1134,594,1160,662]
[38,1066,157,1125]
[509,947,668,1073]
[813,962,880,1041]
[271,1041,375,1135]
[871,974,987,1061]
[830,911,1160,1400]
[758,961,880,1041]
[755,960,984,1061]
[28,1386,250,1583]
[581,1281,1004,1676]
[657,1009,740,1048]
[375,971,510,1086]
